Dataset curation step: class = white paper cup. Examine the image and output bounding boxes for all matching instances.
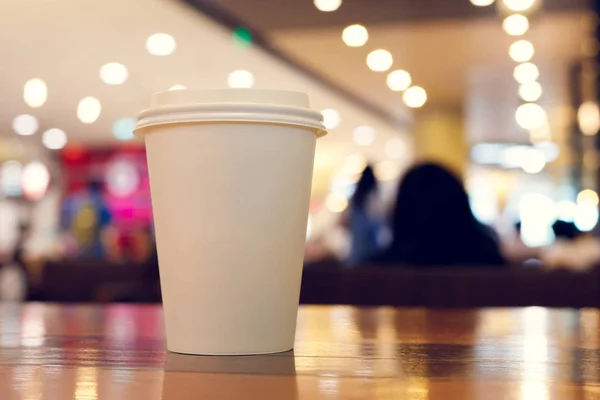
[135,89,326,355]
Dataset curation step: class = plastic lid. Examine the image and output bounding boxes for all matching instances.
[135,89,326,137]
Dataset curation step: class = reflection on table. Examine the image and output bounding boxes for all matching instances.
[0,304,599,399]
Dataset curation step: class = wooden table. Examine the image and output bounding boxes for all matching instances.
[0,304,599,399]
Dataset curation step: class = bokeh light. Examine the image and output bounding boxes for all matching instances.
[99,62,128,85]
[375,160,401,181]
[503,14,529,36]
[535,141,559,162]
[513,62,539,84]
[321,108,341,130]
[232,27,253,48]
[146,33,176,56]
[470,0,494,5]
[577,189,599,206]
[519,193,556,247]
[227,70,254,88]
[0,161,23,196]
[352,125,376,146]
[509,40,535,62]
[77,97,101,124]
[574,203,599,232]
[386,70,412,91]
[519,81,543,102]
[341,153,367,176]
[366,49,393,72]
[106,159,140,198]
[385,138,406,159]
[578,101,600,136]
[515,103,547,130]
[23,78,47,108]
[169,84,186,91]
[21,162,50,200]
[314,0,342,12]
[556,200,576,222]
[12,114,38,136]
[521,148,546,173]
[342,24,368,47]
[403,86,427,108]
[325,193,348,213]
[503,0,536,12]
[112,118,136,141]
[42,128,67,150]
[529,123,551,142]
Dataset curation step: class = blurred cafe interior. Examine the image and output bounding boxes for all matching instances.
[0,0,600,307]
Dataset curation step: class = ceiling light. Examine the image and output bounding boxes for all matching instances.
[352,126,376,146]
[314,0,342,12]
[100,63,128,85]
[503,0,536,12]
[513,62,539,84]
[403,86,427,108]
[515,103,547,130]
[503,14,529,36]
[113,118,136,141]
[342,24,368,47]
[385,138,406,159]
[386,70,412,91]
[23,78,47,108]
[42,128,67,150]
[366,49,393,72]
[21,162,50,200]
[509,40,534,62]
[146,33,176,56]
[470,0,494,5]
[77,97,101,124]
[12,114,38,136]
[519,81,543,102]
[321,109,341,130]
[169,84,186,90]
[227,70,254,88]
[578,102,600,136]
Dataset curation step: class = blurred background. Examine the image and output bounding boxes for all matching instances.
[1,0,600,305]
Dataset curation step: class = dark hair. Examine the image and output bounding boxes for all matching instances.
[386,162,504,266]
[350,165,377,209]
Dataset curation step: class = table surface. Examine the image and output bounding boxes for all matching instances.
[0,304,599,399]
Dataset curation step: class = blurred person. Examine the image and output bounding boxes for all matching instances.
[382,162,505,267]
[0,222,30,301]
[344,165,386,266]
[61,179,112,259]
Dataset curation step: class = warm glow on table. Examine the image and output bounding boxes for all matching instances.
[0,304,598,399]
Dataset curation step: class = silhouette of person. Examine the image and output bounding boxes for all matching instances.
[345,165,384,266]
[382,162,505,267]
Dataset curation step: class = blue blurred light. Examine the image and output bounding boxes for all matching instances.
[112,118,136,141]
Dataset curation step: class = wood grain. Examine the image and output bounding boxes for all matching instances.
[0,304,599,399]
